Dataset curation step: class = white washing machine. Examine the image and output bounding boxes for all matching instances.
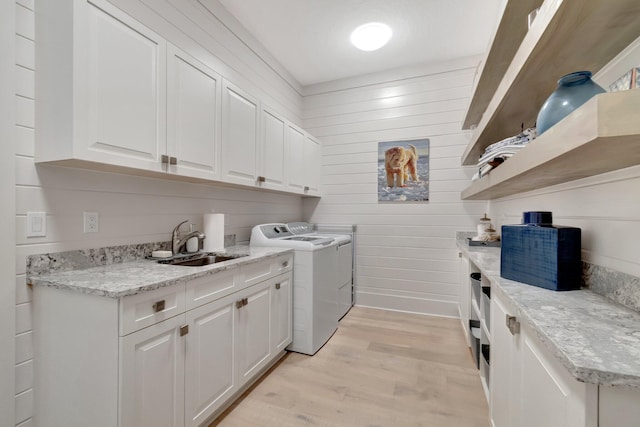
[287,222,355,320]
[250,223,339,355]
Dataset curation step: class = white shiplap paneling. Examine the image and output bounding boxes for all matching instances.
[2,0,16,425]
[303,58,485,317]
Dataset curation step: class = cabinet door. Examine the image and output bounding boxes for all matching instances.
[520,323,597,427]
[458,254,471,346]
[221,80,259,185]
[286,124,305,192]
[167,45,221,180]
[271,273,293,353]
[259,107,286,190]
[490,293,521,427]
[236,281,272,387]
[304,134,321,194]
[85,0,166,171]
[120,314,186,427]
[184,293,237,427]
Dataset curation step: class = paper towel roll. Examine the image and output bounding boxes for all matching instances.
[203,213,225,251]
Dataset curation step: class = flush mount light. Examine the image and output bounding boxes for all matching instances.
[350,22,392,51]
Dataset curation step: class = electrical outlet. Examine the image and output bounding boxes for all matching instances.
[84,212,99,233]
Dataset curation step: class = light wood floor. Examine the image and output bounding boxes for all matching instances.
[210,306,489,427]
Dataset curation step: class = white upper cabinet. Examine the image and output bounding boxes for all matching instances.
[286,124,306,193]
[37,0,167,172]
[221,80,260,186]
[304,134,321,195]
[286,124,320,195]
[36,0,322,197]
[167,45,221,181]
[259,107,286,190]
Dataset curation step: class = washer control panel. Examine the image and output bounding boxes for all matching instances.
[286,222,314,235]
[259,224,294,239]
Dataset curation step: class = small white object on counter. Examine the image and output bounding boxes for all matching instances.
[151,250,172,258]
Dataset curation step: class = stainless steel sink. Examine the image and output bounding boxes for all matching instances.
[157,253,247,267]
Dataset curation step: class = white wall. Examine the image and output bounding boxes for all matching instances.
[302,58,486,317]
[13,1,304,425]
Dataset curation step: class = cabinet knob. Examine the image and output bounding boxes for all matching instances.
[180,325,189,336]
[282,260,289,268]
[153,300,165,312]
[257,176,266,183]
[169,157,177,165]
[243,297,248,306]
[304,186,310,191]
[275,283,281,290]
[236,300,243,309]
[161,155,169,165]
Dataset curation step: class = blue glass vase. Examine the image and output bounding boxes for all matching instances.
[536,71,605,135]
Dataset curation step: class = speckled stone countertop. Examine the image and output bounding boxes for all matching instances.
[456,233,640,391]
[28,246,292,299]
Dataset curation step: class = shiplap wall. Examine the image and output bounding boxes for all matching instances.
[13,1,304,425]
[302,58,487,317]
[2,1,16,426]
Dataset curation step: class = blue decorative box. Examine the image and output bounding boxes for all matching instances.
[500,224,581,291]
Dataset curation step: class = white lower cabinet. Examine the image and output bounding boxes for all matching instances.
[33,255,293,427]
[491,291,598,427]
[120,314,187,427]
[490,291,521,427]
[184,293,236,427]
[236,280,272,386]
[271,274,292,352]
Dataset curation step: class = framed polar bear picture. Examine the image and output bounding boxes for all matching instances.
[378,138,429,202]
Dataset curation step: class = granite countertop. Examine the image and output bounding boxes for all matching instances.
[456,235,640,391]
[28,246,293,299]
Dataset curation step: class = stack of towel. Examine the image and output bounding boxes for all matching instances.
[472,127,536,181]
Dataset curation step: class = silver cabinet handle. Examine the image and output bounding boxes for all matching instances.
[506,315,520,335]
[153,300,165,312]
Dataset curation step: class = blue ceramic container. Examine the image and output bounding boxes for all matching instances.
[536,71,605,135]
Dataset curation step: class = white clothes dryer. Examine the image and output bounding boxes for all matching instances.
[250,223,338,355]
[286,222,355,320]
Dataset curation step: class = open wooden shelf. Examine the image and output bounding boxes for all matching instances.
[461,0,640,166]
[463,0,544,130]
[462,90,640,200]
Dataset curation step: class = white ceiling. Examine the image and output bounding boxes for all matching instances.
[217,0,504,86]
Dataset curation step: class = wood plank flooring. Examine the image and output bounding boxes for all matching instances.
[210,306,489,427]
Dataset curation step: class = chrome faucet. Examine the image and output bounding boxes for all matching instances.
[172,220,206,255]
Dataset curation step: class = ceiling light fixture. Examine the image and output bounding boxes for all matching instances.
[350,22,392,51]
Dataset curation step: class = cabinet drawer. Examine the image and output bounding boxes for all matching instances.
[185,266,239,310]
[120,283,186,336]
[239,254,293,288]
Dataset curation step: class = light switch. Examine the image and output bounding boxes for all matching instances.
[26,212,47,237]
